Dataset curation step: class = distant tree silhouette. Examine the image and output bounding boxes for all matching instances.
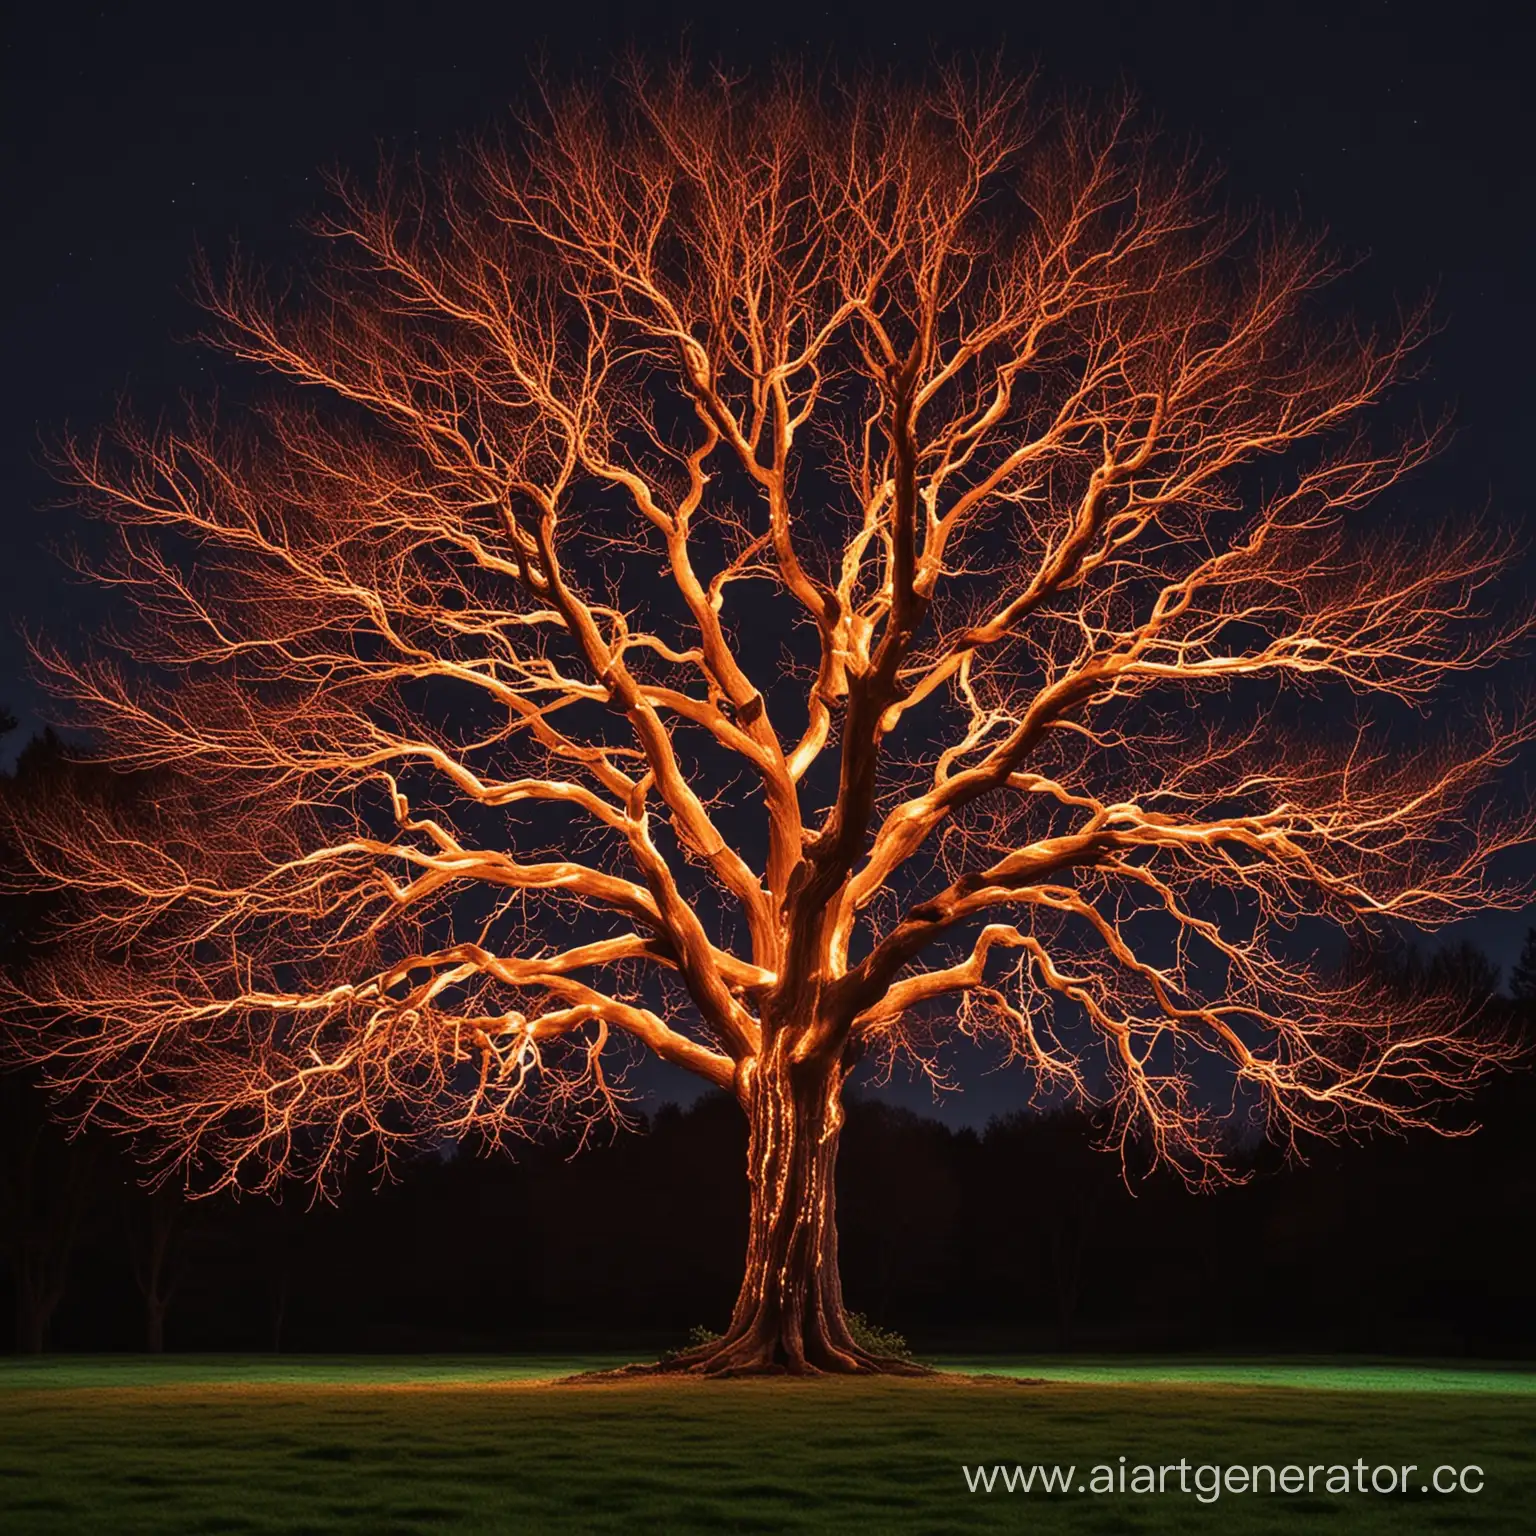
[1,726,146,1351]
[1510,928,1536,1004]
[123,1185,182,1353]
[0,1069,98,1352]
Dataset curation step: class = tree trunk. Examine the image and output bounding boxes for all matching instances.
[267,1267,289,1353]
[126,1190,177,1356]
[666,1049,922,1376]
[13,1273,52,1355]
[1050,1219,1082,1352]
[11,1237,70,1355]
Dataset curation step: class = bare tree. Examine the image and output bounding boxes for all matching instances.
[124,1186,181,1353]
[0,1071,96,1353]
[2,62,1528,1373]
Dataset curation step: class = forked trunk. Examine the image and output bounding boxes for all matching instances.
[667,1048,923,1376]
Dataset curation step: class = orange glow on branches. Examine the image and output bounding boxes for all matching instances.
[2,61,1529,1369]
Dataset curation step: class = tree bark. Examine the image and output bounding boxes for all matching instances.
[663,1048,924,1376]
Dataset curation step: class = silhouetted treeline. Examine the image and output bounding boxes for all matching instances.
[0,1061,1530,1357]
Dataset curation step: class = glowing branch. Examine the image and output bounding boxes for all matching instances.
[5,63,1525,1233]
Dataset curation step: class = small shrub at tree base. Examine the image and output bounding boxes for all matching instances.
[846,1313,912,1361]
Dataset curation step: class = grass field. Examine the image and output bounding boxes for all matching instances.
[2,1354,1533,1533]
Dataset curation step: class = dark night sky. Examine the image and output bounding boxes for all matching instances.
[2,0,1532,1122]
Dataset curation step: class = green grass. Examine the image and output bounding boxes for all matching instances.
[2,1354,1533,1533]
[0,1354,627,1392]
[936,1355,1536,1395]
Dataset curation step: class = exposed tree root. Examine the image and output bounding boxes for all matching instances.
[565,1343,935,1382]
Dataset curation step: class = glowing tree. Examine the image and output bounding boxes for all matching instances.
[3,64,1528,1374]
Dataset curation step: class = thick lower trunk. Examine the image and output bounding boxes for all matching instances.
[666,1051,922,1376]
